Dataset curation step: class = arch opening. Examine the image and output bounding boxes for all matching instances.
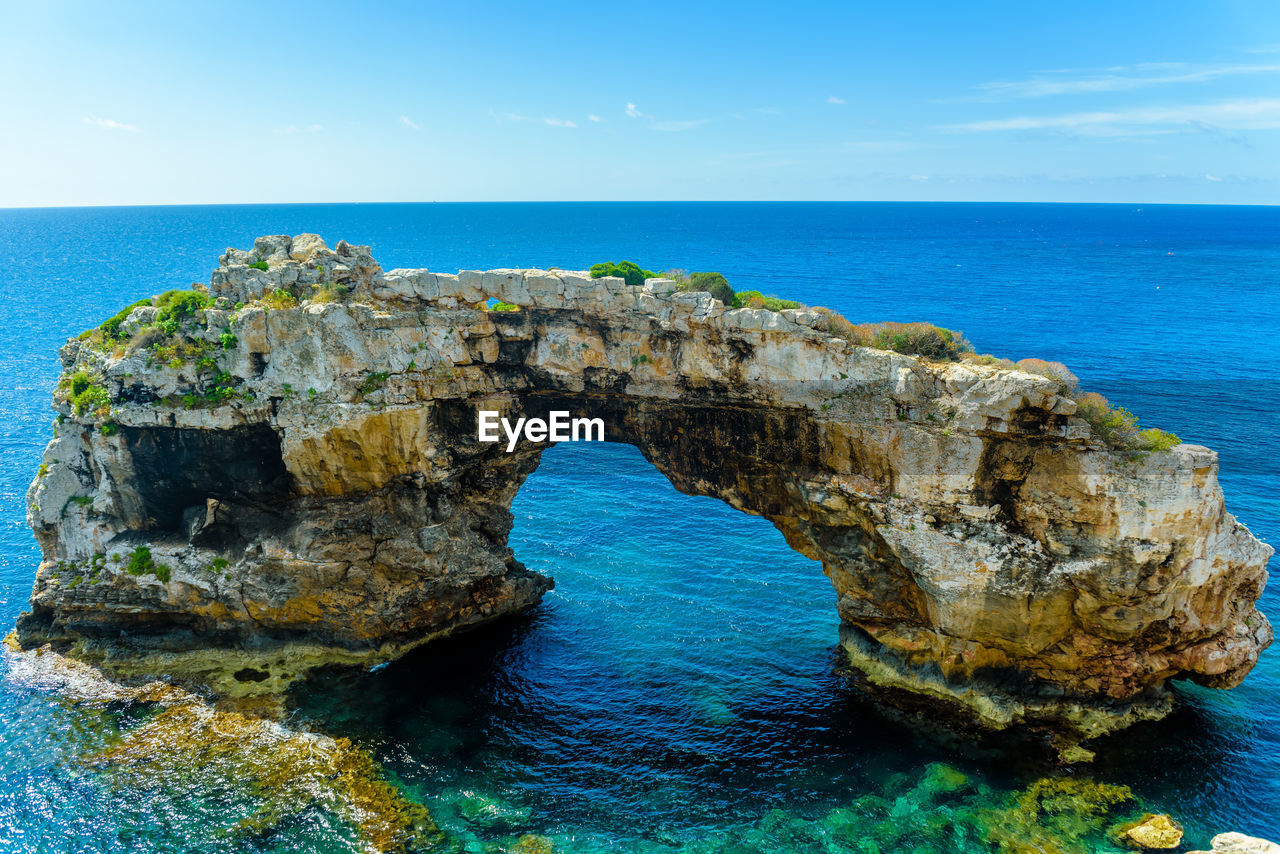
[287,439,943,844]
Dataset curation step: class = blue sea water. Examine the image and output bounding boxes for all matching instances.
[0,202,1277,852]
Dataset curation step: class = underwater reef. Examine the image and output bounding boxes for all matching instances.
[16,234,1272,758]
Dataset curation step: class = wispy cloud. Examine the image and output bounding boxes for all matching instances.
[588,114,605,123]
[966,62,1280,100]
[82,116,139,132]
[1205,173,1224,182]
[491,110,577,128]
[827,96,847,105]
[399,115,420,130]
[625,102,708,132]
[941,98,1280,135]
[1188,119,1253,148]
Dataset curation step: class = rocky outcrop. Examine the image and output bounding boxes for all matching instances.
[1190,833,1280,854]
[18,234,1273,750]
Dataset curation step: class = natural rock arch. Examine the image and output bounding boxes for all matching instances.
[20,234,1272,752]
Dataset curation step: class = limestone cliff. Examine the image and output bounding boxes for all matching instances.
[19,234,1273,751]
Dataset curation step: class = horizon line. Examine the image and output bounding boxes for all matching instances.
[1,199,1276,212]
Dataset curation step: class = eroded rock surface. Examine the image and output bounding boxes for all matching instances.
[18,234,1273,747]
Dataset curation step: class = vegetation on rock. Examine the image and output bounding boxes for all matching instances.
[664,269,736,305]
[94,297,154,341]
[589,260,658,287]
[125,546,170,583]
[1004,358,1182,453]
[262,288,298,309]
[153,289,212,330]
[62,371,111,417]
[359,370,391,397]
[732,289,803,311]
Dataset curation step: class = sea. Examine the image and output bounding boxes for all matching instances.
[0,202,1276,852]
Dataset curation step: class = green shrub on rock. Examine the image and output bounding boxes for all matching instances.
[154,289,212,326]
[1075,392,1138,448]
[731,290,802,311]
[263,288,298,310]
[1136,427,1181,453]
[1002,364,1182,454]
[125,546,171,583]
[64,371,111,416]
[869,322,971,360]
[126,546,155,575]
[1015,358,1078,396]
[589,261,658,287]
[97,298,155,341]
[359,371,390,396]
[681,271,734,305]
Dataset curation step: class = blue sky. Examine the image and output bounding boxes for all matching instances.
[2,0,1278,205]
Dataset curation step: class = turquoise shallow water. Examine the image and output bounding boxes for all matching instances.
[0,202,1277,851]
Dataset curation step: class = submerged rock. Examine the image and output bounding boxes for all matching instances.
[914,762,970,797]
[4,637,445,853]
[1115,813,1183,849]
[508,835,555,854]
[975,776,1136,854]
[17,234,1273,748]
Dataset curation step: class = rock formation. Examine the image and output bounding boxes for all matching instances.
[1190,833,1280,854]
[18,234,1273,751]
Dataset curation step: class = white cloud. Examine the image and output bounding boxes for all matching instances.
[588,114,605,122]
[908,175,930,182]
[625,102,651,120]
[82,116,139,132]
[544,117,577,128]
[1205,174,1224,182]
[941,99,1280,135]
[827,96,847,105]
[399,115,421,130]
[968,63,1280,100]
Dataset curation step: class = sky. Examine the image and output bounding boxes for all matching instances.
[2,0,1278,206]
